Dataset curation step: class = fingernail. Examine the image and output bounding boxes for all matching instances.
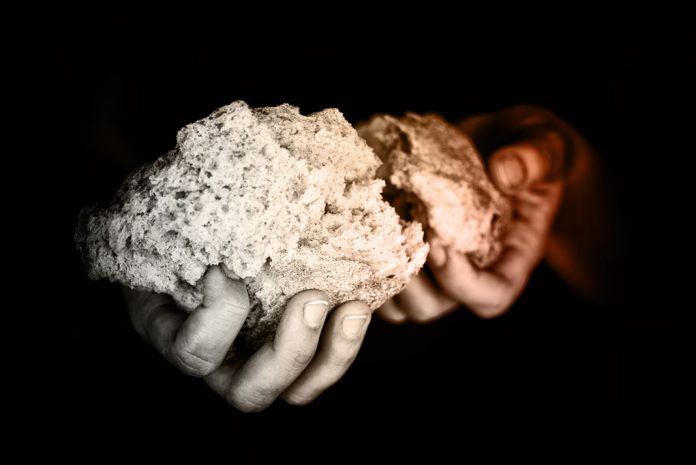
[303,300,329,329]
[342,314,369,339]
[493,153,526,190]
[429,242,447,268]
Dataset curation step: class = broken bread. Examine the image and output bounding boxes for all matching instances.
[75,101,429,352]
[357,113,511,268]
[75,102,512,353]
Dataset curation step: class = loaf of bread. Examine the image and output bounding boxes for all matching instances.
[357,113,511,268]
[75,101,429,352]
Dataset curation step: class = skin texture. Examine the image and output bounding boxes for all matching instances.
[378,105,620,323]
[123,269,371,412]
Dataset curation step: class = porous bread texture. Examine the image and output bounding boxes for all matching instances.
[75,101,429,352]
[357,113,512,268]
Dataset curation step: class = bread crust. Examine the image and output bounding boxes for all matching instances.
[75,101,429,352]
[358,112,511,268]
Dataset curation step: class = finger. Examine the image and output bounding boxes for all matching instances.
[376,298,407,324]
[426,240,468,308]
[169,266,250,376]
[133,266,251,377]
[204,289,330,412]
[426,181,562,319]
[460,104,569,155]
[514,182,565,233]
[395,272,459,323]
[281,301,371,405]
[491,181,564,282]
[428,235,511,319]
[125,288,186,354]
[488,130,566,193]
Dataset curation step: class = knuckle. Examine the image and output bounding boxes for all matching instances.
[170,345,217,377]
[327,346,359,369]
[283,346,316,367]
[331,353,358,370]
[520,228,539,247]
[217,298,249,314]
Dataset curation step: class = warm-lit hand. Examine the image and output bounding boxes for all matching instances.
[379,105,609,322]
[123,266,371,411]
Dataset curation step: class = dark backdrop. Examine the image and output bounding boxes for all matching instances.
[7,6,695,463]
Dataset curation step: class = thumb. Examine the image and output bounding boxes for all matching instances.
[488,131,565,193]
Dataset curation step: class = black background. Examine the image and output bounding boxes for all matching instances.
[7,5,695,463]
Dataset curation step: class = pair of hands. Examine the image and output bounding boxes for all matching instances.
[124,105,602,411]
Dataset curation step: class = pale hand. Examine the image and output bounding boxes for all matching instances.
[123,268,371,411]
[379,105,612,322]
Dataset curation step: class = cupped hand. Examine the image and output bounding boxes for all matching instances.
[123,266,371,412]
[378,104,606,323]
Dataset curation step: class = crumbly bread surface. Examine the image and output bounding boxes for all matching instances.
[75,101,429,351]
[357,113,511,268]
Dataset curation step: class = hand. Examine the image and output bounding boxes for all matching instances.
[123,266,371,412]
[378,105,616,323]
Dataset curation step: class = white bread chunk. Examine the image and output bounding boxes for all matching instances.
[76,101,429,352]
